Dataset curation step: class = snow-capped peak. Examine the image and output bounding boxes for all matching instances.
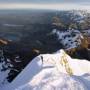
[4,49,90,90]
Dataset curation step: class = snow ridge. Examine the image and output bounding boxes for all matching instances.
[5,49,90,90]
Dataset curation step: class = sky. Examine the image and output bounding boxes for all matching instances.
[0,0,90,10]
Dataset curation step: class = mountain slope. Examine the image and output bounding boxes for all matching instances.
[3,49,90,90]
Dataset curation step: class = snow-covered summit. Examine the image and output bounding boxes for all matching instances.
[4,49,90,90]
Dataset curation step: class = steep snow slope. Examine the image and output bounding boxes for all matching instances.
[4,50,90,90]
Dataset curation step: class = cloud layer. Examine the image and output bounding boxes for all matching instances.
[0,0,89,10]
[0,3,90,11]
[0,0,89,4]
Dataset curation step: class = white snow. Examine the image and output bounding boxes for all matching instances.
[0,60,10,88]
[0,65,9,85]
[0,50,13,90]
[52,29,84,50]
[3,49,90,90]
[67,10,86,23]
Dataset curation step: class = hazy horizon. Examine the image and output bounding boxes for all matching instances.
[0,0,90,10]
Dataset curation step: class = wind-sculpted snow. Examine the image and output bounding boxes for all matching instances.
[4,49,90,90]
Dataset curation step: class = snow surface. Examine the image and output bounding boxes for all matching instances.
[0,61,10,87]
[0,50,14,89]
[3,49,90,90]
[0,57,12,88]
[68,10,87,23]
[52,29,84,50]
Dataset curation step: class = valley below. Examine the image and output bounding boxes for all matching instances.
[0,9,90,89]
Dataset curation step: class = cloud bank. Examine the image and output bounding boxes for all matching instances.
[0,3,90,11]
